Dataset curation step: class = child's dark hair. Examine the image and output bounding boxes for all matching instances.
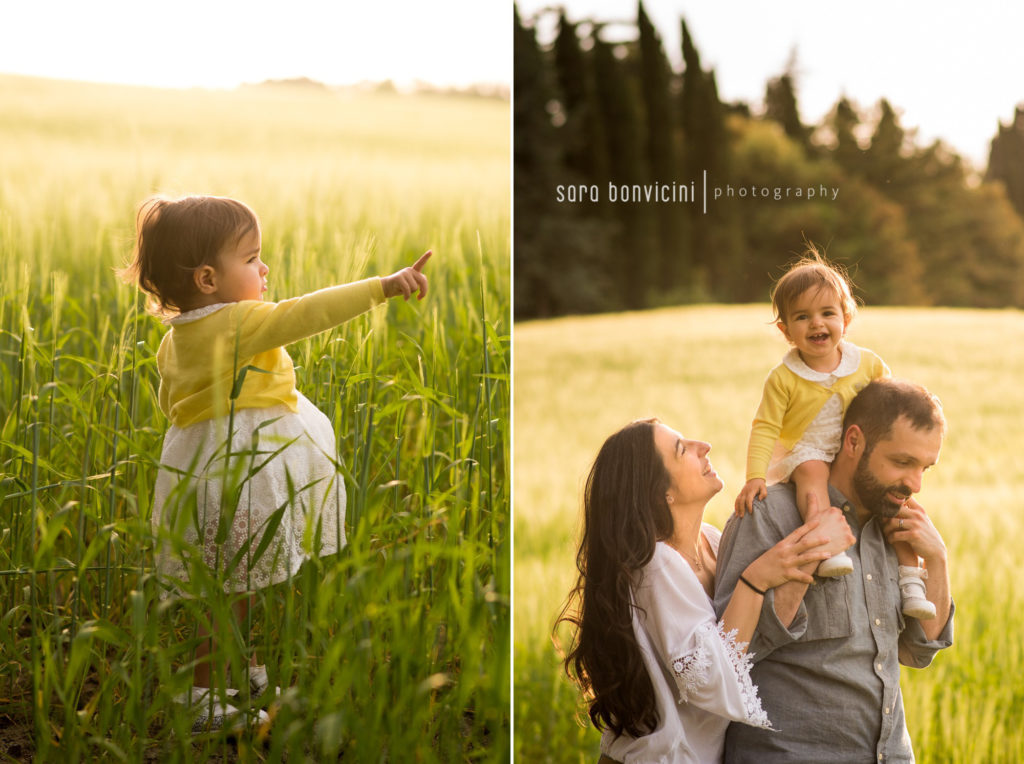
[121,195,259,314]
[771,246,858,324]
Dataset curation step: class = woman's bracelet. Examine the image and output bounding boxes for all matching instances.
[739,574,767,597]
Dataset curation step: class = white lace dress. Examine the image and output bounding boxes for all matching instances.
[152,312,345,595]
[601,526,771,764]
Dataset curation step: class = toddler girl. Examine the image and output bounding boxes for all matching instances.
[734,249,934,620]
[124,194,431,729]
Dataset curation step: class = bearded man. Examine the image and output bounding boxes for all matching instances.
[714,378,954,764]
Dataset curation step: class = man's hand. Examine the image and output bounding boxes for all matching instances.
[882,497,947,566]
[883,497,951,639]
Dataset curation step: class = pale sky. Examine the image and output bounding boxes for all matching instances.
[516,0,1024,169]
[0,0,510,91]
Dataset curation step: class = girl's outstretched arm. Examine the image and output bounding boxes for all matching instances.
[229,250,433,358]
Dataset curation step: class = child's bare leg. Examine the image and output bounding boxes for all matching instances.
[193,619,213,689]
[793,460,853,577]
[194,595,256,688]
[893,540,917,568]
[792,460,831,522]
[183,595,269,730]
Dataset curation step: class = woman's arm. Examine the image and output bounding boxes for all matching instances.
[764,496,856,627]
[718,510,836,647]
[635,547,775,726]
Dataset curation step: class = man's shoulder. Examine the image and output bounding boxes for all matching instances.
[720,483,800,550]
[757,483,802,526]
[763,482,798,503]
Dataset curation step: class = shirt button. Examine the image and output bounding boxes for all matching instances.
[866,574,873,581]
[876,663,883,671]
[885,707,891,714]
[875,618,881,626]
[878,755,883,761]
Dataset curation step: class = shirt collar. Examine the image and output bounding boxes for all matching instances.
[827,483,855,515]
[165,303,230,326]
[782,339,860,382]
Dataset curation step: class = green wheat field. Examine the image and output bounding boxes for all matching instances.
[0,74,509,761]
[514,304,1024,763]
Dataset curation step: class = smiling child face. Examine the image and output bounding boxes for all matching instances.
[777,286,851,373]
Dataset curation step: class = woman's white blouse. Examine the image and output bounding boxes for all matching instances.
[601,525,771,764]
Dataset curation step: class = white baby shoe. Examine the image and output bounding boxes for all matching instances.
[176,686,270,734]
[898,565,936,619]
[248,664,281,699]
[817,550,854,577]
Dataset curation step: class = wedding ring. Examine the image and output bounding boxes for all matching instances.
[898,518,905,530]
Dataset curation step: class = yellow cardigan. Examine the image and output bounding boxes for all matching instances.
[157,278,385,428]
[745,343,890,481]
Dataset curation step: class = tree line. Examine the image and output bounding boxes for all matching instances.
[514,3,1024,319]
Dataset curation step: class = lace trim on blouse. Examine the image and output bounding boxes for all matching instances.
[669,620,772,729]
[166,303,231,325]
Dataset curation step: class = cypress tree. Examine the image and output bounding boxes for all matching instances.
[637,1,688,287]
[863,99,909,192]
[764,52,811,152]
[514,5,619,318]
[592,31,656,308]
[553,12,610,189]
[829,96,864,175]
[679,19,730,297]
[513,4,564,318]
[679,20,705,183]
[987,106,1024,220]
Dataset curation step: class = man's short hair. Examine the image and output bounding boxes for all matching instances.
[843,378,946,448]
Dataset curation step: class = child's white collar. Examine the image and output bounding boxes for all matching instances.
[782,340,860,383]
[166,303,230,325]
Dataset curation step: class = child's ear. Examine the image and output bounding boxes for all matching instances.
[843,312,853,333]
[776,321,792,343]
[194,265,218,295]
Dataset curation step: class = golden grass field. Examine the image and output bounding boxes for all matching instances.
[514,304,1024,762]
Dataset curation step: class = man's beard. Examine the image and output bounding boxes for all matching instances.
[853,450,912,518]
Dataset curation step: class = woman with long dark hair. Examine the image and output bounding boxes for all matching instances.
[558,419,853,763]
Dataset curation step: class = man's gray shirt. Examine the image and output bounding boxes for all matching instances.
[713,483,954,764]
